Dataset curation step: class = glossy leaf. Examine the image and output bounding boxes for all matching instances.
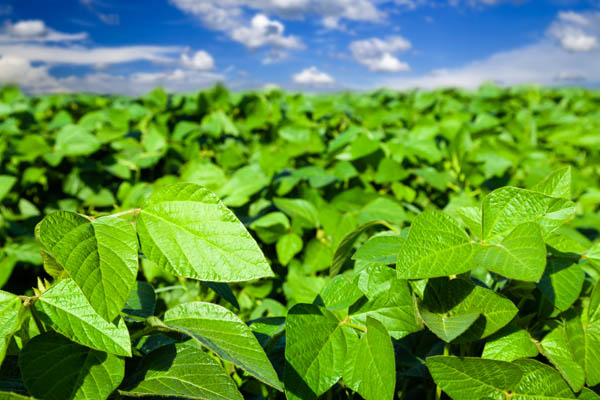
[285,304,358,399]
[397,211,474,279]
[0,291,24,364]
[121,342,243,400]
[35,211,138,321]
[137,183,274,282]
[343,318,395,400]
[33,279,131,356]
[163,301,282,391]
[476,222,546,282]
[19,332,124,400]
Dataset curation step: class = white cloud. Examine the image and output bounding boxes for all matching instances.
[0,20,88,42]
[230,14,303,49]
[548,11,600,52]
[0,44,184,65]
[381,40,600,89]
[350,36,411,72]
[169,0,382,37]
[292,66,334,85]
[181,50,215,70]
[0,55,63,92]
[80,0,120,25]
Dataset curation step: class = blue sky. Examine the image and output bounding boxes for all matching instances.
[0,0,599,94]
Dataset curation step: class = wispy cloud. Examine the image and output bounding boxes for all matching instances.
[0,20,88,43]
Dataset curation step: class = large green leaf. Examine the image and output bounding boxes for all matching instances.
[19,332,124,400]
[0,291,24,364]
[285,303,358,400]
[532,166,572,199]
[541,322,585,392]
[163,302,282,391]
[475,222,546,282]
[33,279,131,356]
[397,211,474,279]
[482,324,539,362]
[121,342,243,400]
[482,187,576,242]
[54,125,101,157]
[353,232,405,264]
[419,278,517,342]
[35,211,138,321]
[343,318,395,400]
[427,356,575,400]
[418,309,480,343]
[349,278,421,340]
[137,183,274,282]
[537,259,584,311]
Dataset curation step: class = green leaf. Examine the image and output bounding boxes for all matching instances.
[482,187,576,242]
[163,301,282,391]
[428,357,575,400]
[33,279,131,356]
[419,278,518,342]
[475,222,546,282]
[273,197,319,229]
[137,183,274,282]
[427,356,523,400]
[418,309,480,343]
[349,278,421,340]
[357,198,405,227]
[537,259,584,311]
[122,281,155,320]
[579,388,600,400]
[353,232,405,264]
[330,221,384,276]
[397,211,474,279]
[276,233,303,266]
[35,211,139,321]
[532,167,572,199]
[54,125,101,157]
[19,332,124,400]
[319,275,363,311]
[0,291,24,364]
[0,392,35,399]
[482,324,539,362]
[343,318,395,400]
[0,175,17,202]
[541,322,585,391]
[284,304,358,400]
[121,342,243,400]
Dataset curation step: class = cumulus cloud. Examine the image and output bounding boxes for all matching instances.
[230,14,303,49]
[0,55,63,92]
[181,50,215,70]
[0,20,88,42]
[168,0,382,39]
[548,10,599,52]
[292,66,334,85]
[350,36,411,72]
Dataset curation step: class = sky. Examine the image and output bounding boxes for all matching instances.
[0,0,599,94]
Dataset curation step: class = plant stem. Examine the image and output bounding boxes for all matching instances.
[341,320,367,332]
[30,307,46,334]
[111,208,141,218]
[436,343,451,400]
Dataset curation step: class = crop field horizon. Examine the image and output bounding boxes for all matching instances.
[0,82,599,399]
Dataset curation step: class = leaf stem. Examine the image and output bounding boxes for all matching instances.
[340,318,367,332]
[111,208,141,218]
[435,343,451,400]
[29,307,46,334]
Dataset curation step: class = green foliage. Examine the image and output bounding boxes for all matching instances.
[1,84,600,399]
